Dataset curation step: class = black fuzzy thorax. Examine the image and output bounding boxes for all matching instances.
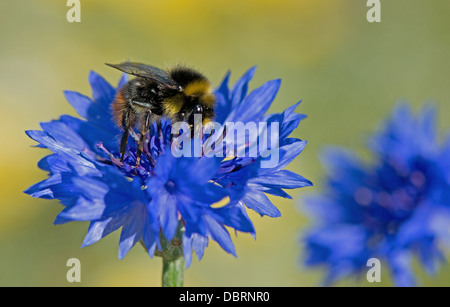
[169,66,208,88]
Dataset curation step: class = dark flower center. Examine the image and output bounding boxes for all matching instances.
[361,157,433,244]
[165,180,177,193]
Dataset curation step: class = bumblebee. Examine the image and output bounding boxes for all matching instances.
[106,62,216,169]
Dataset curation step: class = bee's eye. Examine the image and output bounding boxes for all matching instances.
[194,104,203,114]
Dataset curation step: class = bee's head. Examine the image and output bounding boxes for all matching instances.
[168,66,216,127]
[181,80,215,127]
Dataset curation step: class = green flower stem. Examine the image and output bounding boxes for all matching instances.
[162,256,184,287]
[158,221,185,287]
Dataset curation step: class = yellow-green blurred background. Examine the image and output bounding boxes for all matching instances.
[1,0,450,286]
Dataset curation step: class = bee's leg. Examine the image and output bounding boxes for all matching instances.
[119,130,129,162]
[135,110,152,171]
[119,108,134,162]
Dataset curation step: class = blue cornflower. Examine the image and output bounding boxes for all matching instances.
[25,67,311,266]
[302,104,450,286]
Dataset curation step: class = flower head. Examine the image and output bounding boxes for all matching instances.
[25,67,311,265]
[302,104,450,286]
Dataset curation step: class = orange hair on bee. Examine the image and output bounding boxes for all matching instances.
[112,89,128,128]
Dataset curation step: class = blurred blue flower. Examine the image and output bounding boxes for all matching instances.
[303,104,450,286]
[25,67,311,265]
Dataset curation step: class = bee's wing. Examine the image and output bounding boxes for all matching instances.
[105,62,179,89]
